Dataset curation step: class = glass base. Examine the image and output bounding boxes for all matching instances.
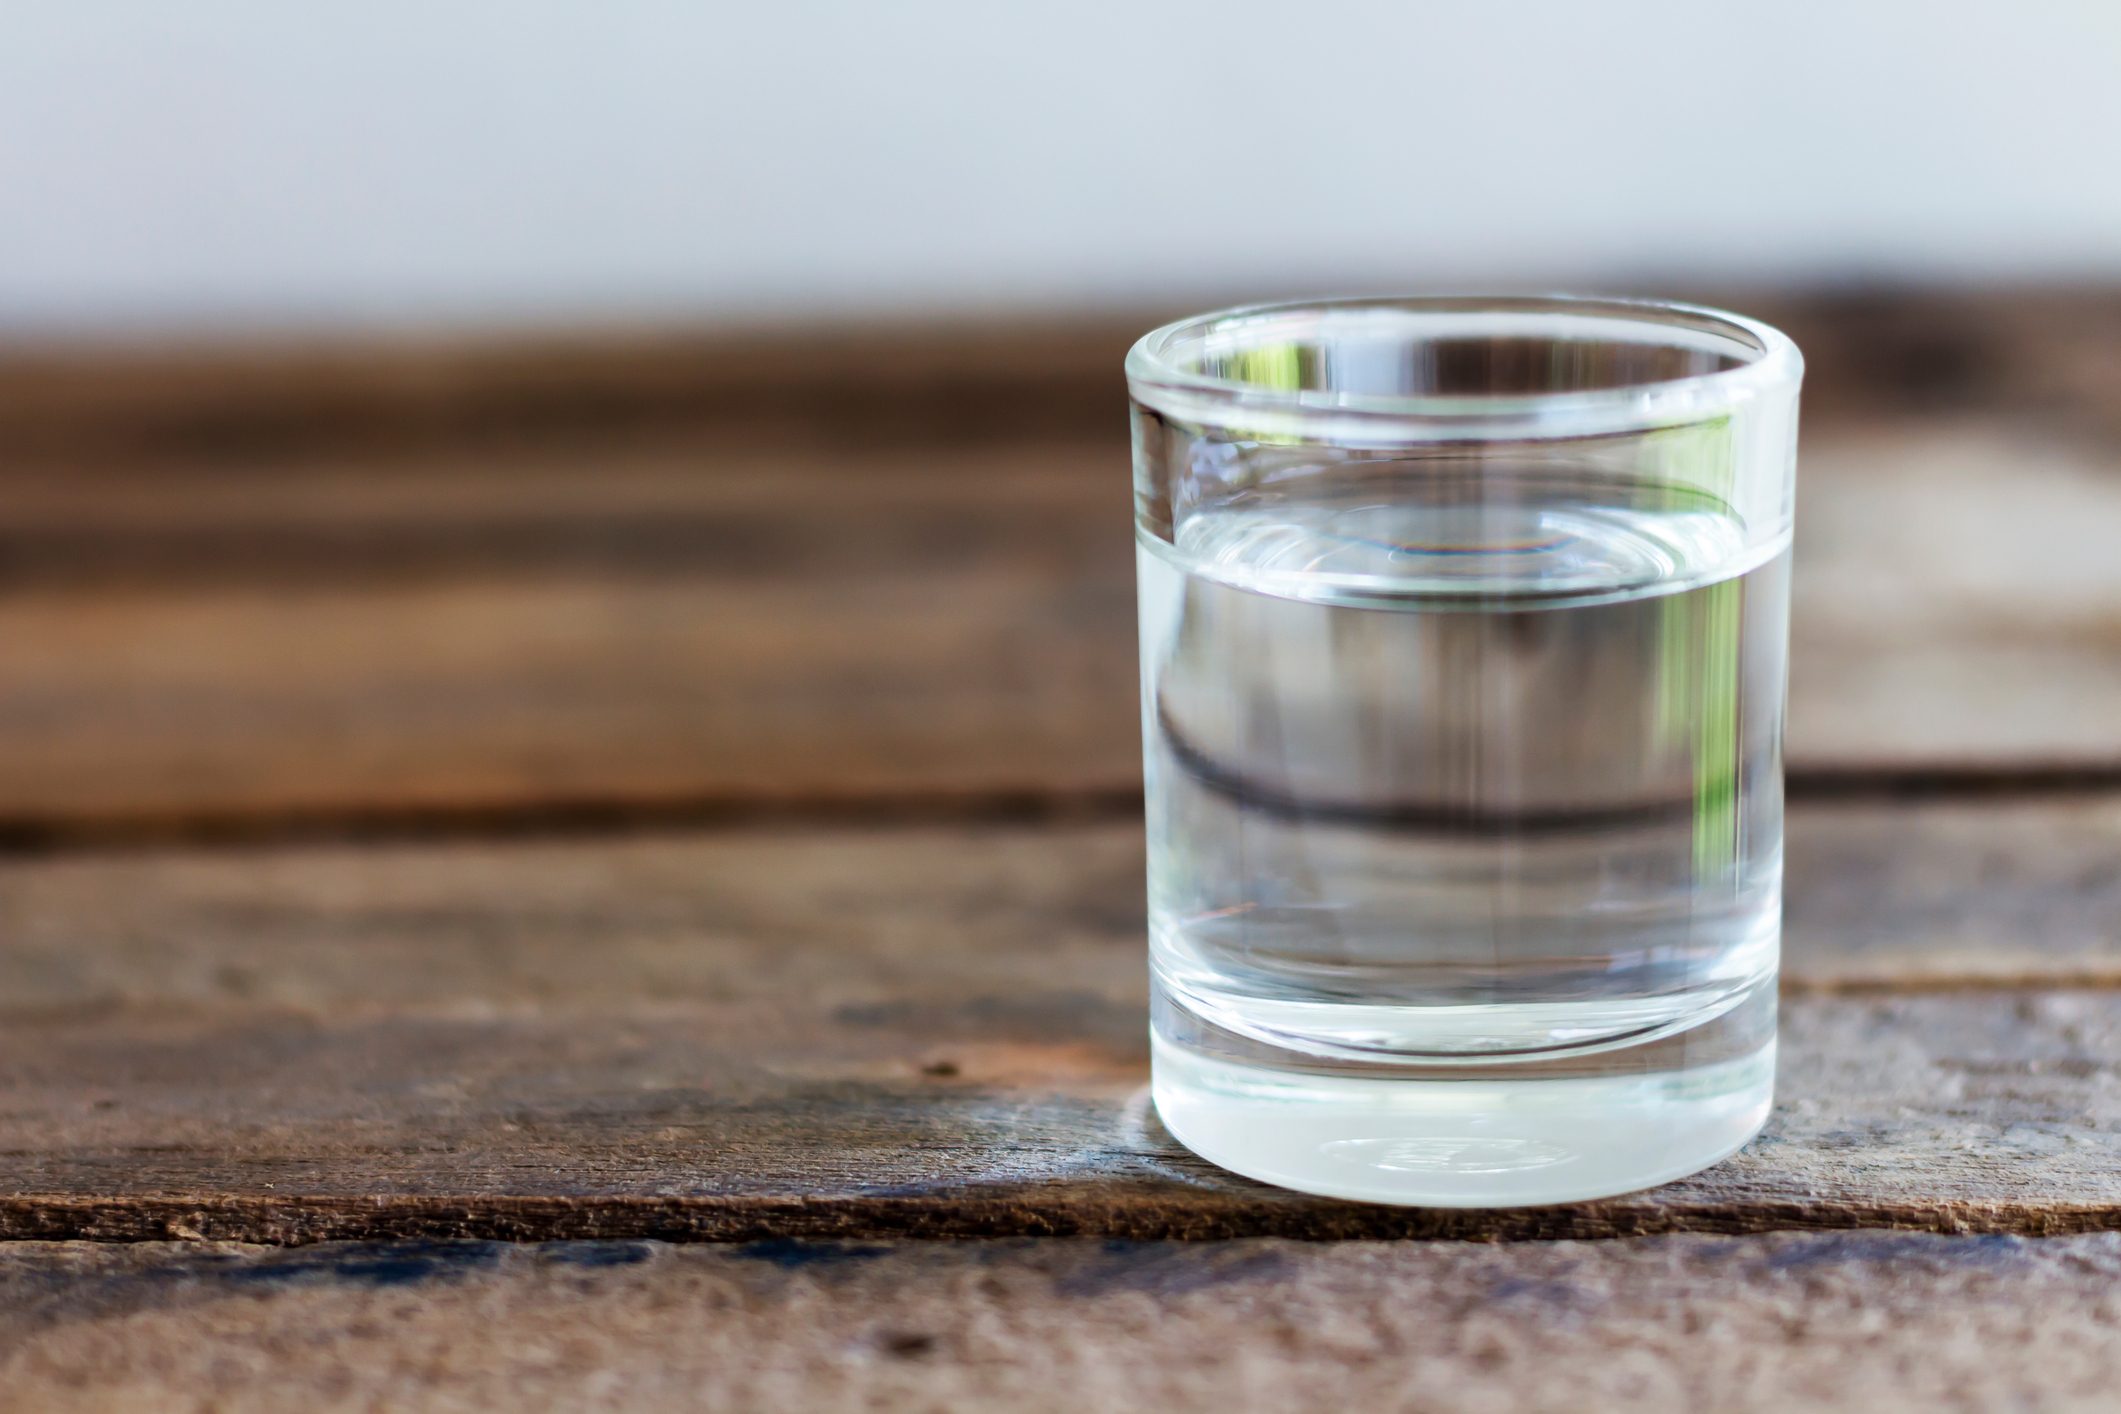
[1151,1005,1774,1208]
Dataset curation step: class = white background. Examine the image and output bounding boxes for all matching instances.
[3,1,2117,334]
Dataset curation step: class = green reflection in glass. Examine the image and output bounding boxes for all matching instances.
[1643,417,1744,879]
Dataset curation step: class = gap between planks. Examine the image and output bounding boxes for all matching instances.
[7,767,2121,856]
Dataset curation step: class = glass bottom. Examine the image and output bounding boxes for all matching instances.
[1151,983,1775,1207]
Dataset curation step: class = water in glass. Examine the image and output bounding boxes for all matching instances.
[1140,458,1785,1204]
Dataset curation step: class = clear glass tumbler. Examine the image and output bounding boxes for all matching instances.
[1130,297,1801,1205]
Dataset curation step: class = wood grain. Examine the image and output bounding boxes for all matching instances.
[5,1233,2119,1411]
[3,420,2120,839]
[2,814,2119,1242]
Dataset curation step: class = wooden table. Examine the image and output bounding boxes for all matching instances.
[4,291,2120,1408]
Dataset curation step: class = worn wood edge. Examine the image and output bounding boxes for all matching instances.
[1791,960,2121,996]
[1781,970,2121,996]
[6,1192,2121,1247]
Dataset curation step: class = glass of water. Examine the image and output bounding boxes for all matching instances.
[1130,297,1801,1205]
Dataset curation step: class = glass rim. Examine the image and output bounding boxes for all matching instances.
[1125,294,1803,441]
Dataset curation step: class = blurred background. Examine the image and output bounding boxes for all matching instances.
[2,0,2119,843]
[5,1,2120,333]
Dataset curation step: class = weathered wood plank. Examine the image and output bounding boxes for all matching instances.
[1786,798,2121,990]
[0,320,1141,462]
[0,437,1137,836]
[5,805,2119,1014]
[4,1233,2118,1411]
[2,421,2118,837]
[1,813,2118,1241]
[6,988,2116,1243]
[0,575,1136,837]
[0,439,1120,592]
[1792,425,2121,779]
[2,288,2115,461]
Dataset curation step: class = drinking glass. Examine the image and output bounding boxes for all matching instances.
[1129,296,1801,1205]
